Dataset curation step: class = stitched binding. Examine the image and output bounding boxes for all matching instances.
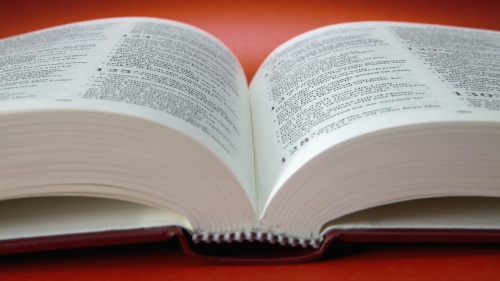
[192,232,322,248]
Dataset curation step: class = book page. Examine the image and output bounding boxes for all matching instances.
[250,22,500,214]
[323,197,500,231]
[0,18,255,206]
[0,196,191,240]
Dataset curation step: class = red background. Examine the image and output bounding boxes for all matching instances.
[2,0,500,81]
[1,0,500,280]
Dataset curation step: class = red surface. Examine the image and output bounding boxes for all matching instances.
[1,0,500,279]
[1,240,500,281]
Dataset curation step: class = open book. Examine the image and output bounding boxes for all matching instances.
[1,17,500,261]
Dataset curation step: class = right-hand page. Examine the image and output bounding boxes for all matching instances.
[250,22,500,222]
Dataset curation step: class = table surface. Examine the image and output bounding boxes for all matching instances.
[1,0,500,280]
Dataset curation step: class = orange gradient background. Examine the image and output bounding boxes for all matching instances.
[1,0,499,81]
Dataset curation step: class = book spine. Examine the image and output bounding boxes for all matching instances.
[192,232,323,248]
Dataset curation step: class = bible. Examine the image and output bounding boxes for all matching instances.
[1,17,500,262]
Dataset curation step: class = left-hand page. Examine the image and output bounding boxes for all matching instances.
[0,17,257,238]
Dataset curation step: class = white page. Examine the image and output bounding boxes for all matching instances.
[250,22,500,214]
[0,17,256,208]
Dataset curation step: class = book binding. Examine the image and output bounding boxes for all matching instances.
[192,232,322,248]
[1,227,500,263]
